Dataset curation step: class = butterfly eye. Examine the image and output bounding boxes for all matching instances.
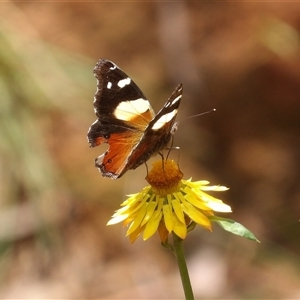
[104,134,110,139]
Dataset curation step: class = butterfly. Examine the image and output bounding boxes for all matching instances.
[87,59,182,179]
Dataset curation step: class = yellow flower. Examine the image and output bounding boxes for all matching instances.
[107,160,231,243]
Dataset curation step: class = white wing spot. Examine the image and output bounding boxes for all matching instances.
[117,77,131,88]
[114,98,150,121]
[171,95,181,106]
[152,109,177,130]
[107,82,112,89]
[109,64,117,70]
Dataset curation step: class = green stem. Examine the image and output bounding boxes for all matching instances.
[172,232,194,300]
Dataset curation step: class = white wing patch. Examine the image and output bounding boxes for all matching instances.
[117,77,131,88]
[171,94,181,106]
[151,109,178,130]
[109,64,117,70]
[114,98,150,121]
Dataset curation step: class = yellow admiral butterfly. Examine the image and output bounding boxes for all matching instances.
[87,59,182,179]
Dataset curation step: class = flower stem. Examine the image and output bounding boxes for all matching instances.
[172,232,194,300]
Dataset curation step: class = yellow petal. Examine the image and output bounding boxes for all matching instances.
[197,192,232,212]
[143,211,162,240]
[200,185,229,191]
[172,214,187,239]
[121,191,145,207]
[163,203,175,232]
[151,195,163,219]
[181,201,211,229]
[171,198,185,223]
[126,204,147,235]
[121,193,139,206]
[204,200,232,212]
[123,215,136,226]
[158,221,169,242]
[185,180,210,187]
[118,194,149,215]
[128,225,145,243]
[184,192,212,211]
[107,214,129,225]
[141,199,157,226]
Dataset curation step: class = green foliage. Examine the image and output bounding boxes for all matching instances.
[209,216,260,243]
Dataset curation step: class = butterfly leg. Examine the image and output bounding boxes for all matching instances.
[166,135,180,161]
[165,144,181,175]
[144,162,149,176]
[158,152,167,177]
[166,135,180,160]
[167,134,175,160]
[174,146,181,170]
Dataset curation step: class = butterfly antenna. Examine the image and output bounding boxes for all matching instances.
[183,108,216,122]
[177,108,216,127]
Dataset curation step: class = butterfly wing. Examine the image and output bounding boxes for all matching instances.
[87,59,155,179]
[125,84,183,172]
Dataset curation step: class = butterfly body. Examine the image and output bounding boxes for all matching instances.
[87,59,182,179]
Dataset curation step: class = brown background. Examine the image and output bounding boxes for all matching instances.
[1,1,300,299]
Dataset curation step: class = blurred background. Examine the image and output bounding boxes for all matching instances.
[1,1,300,299]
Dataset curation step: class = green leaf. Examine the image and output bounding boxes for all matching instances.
[209,216,260,243]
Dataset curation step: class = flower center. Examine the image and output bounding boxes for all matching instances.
[146,160,183,196]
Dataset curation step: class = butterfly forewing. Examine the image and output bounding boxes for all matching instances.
[93,59,154,127]
[123,84,183,172]
[149,84,182,131]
